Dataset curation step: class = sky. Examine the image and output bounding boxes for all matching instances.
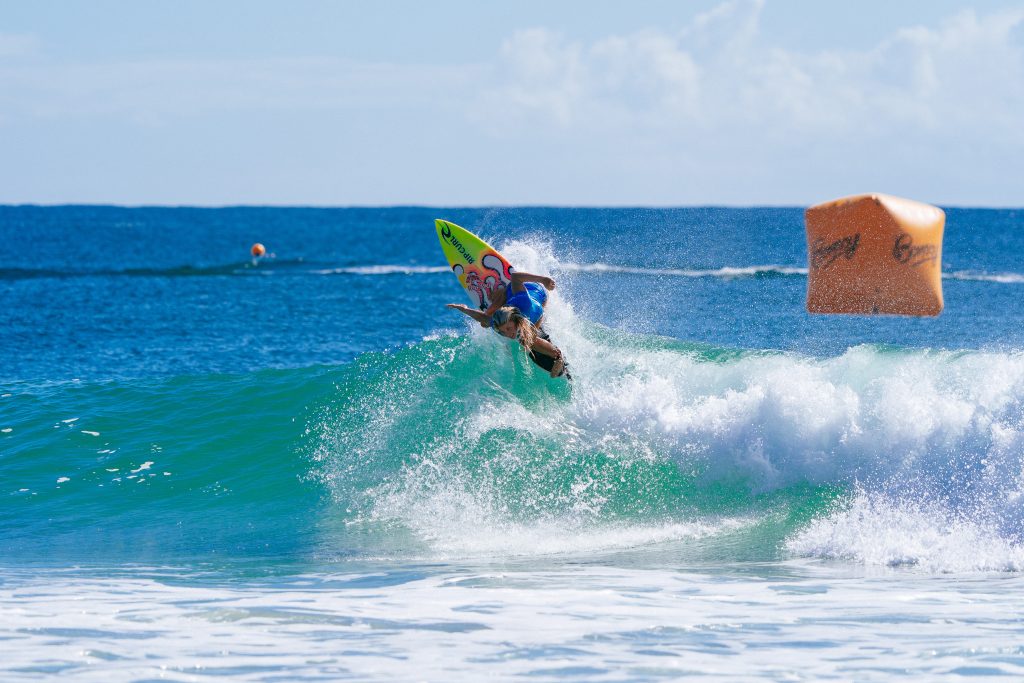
[0,0,1022,206]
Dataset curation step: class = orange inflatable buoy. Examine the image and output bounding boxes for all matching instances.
[805,193,945,316]
[251,243,266,258]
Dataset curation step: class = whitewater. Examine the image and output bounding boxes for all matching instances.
[3,205,1024,680]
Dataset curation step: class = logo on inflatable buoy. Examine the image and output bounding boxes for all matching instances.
[810,233,860,270]
[892,233,938,267]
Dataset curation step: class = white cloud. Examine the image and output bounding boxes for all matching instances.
[4,3,1018,144]
[484,28,585,127]
[475,27,701,131]
[475,2,1024,147]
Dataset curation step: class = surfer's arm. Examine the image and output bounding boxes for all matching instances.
[511,271,556,294]
[483,286,508,317]
[446,303,491,328]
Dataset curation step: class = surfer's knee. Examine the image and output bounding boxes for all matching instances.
[548,348,567,378]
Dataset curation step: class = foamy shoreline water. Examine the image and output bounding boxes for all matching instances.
[3,563,1023,682]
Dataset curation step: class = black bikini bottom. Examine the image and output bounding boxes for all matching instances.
[529,328,571,380]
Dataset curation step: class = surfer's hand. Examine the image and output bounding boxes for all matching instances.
[541,276,556,290]
[549,348,564,378]
[446,303,491,328]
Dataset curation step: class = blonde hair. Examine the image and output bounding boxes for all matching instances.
[494,306,536,352]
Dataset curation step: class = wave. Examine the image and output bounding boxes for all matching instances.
[5,240,1024,570]
[308,241,1024,570]
[5,330,1024,571]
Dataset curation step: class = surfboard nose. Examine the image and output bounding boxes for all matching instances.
[435,218,452,239]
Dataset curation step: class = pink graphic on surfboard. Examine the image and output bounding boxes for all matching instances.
[436,220,515,311]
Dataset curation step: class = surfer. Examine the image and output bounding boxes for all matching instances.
[446,271,569,379]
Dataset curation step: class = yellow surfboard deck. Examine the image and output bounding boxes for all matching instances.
[435,219,514,311]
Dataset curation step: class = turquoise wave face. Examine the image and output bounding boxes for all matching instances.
[324,338,843,567]
[309,324,1024,569]
[0,369,332,564]
[5,323,1024,571]
[0,333,834,566]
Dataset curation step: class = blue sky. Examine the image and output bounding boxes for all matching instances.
[1,1,1021,206]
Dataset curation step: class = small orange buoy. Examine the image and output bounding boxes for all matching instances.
[251,243,266,258]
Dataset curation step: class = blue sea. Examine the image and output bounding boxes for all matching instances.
[3,205,1024,681]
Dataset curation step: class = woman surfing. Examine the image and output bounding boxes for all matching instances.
[446,271,570,380]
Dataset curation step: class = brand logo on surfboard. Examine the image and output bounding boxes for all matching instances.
[440,221,475,265]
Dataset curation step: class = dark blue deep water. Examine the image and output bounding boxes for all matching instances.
[3,206,1022,383]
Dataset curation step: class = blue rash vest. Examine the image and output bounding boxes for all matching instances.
[505,281,547,325]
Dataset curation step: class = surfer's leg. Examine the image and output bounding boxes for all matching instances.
[529,347,569,379]
[531,328,569,379]
[528,349,556,373]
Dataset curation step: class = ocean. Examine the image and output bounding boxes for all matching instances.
[2,205,1024,680]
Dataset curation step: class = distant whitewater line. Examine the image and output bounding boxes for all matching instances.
[944,270,1024,284]
[314,265,450,275]
[312,264,808,278]
[559,263,809,278]
[322,263,1024,284]
[561,263,1024,283]
[3,263,1023,284]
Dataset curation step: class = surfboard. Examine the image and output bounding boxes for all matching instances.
[435,219,514,311]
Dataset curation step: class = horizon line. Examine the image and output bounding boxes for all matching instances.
[1,202,1019,211]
